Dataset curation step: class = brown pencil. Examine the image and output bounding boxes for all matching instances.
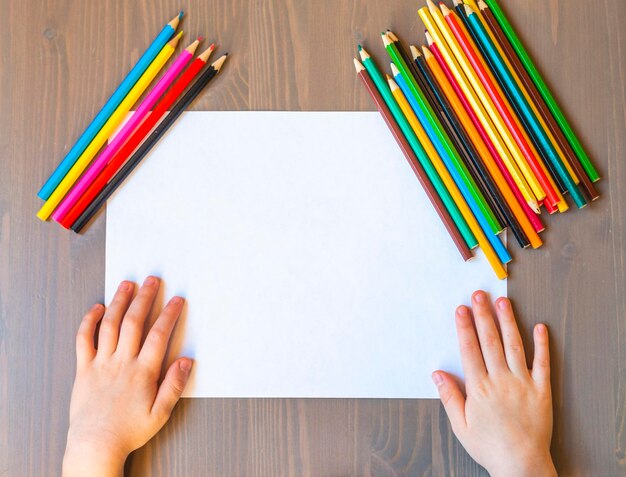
[354,58,474,262]
[478,0,598,201]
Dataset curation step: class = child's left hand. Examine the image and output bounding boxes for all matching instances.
[62,276,192,477]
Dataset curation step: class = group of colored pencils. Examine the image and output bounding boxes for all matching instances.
[354,0,600,279]
[37,12,228,233]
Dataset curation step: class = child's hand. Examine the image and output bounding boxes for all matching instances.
[432,291,556,477]
[62,277,192,477]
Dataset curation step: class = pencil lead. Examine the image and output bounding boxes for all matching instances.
[353,58,365,73]
[478,0,489,10]
[359,46,370,60]
[386,30,399,42]
[422,45,433,59]
[212,54,228,71]
[440,3,451,15]
[197,36,204,42]
[382,33,393,47]
[464,4,475,15]
[425,31,434,46]
[410,45,421,60]
[167,30,184,48]
[198,44,215,62]
[357,44,363,51]
[390,62,400,77]
[179,11,184,20]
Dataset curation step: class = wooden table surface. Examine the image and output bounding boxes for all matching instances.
[1,0,624,475]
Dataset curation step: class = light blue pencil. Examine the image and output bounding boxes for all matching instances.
[37,12,183,200]
[393,64,511,264]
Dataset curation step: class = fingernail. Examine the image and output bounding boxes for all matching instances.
[144,276,157,286]
[473,291,485,303]
[497,298,508,310]
[536,323,547,335]
[431,372,444,386]
[456,306,469,317]
[93,303,104,311]
[170,296,184,306]
[179,359,192,373]
[118,281,131,292]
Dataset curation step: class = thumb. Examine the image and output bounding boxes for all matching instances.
[152,358,193,423]
[432,371,466,435]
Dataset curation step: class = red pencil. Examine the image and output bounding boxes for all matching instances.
[60,46,215,229]
[441,5,560,209]
[427,35,544,234]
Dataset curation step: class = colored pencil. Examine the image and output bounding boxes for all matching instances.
[388,30,508,230]
[418,6,539,213]
[463,5,587,209]
[358,46,478,252]
[391,64,510,265]
[420,44,544,244]
[388,74,508,278]
[412,46,530,249]
[456,0,572,213]
[37,12,182,201]
[383,33,503,236]
[354,60,474,262]
[478,0,599,202]
[61,47,216,230]
[439,4,562,209]
[53,39,206,223]
[483,0,599,182]
[70,53,228,233]
[37,31,184,221]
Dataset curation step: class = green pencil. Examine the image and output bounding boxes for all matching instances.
[382,33,503,234]
[358,45,478,249]
[483,0,599,182]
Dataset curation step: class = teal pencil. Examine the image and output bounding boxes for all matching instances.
[464,5,587,209]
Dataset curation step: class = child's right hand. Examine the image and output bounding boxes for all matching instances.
[432,291,557,477]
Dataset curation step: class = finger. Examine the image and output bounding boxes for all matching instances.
[138,296,185,369]
[97,281,135,356]
[76,303,105,367]
[455,305,487,381]
[494,297,528,375]
[531,324,551,386]
[151,358,193,424]
[116,276,161,357]
[432,371,466,436]
[471,290,507,373]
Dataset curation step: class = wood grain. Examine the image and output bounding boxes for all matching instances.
[1,0,624,475]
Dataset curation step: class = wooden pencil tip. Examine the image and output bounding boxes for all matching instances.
[185,38,201,54]
[390,62,400,77]
[478,0,488,10]
[386,30,399,42]
[359,46,370,60]
[353,58,365,72]
[169,12,182,29]
[168,30,184,47]
[426,0,438,12]
[422,45,433,59]
[453,0,462,6]
[410,44,421,59]
[198,44,215,62]
[382,33,392,47]
[387,75,398,89]
[440,2,451,15]
[212,54,228,71]
[425,30,434,46]
[464,4,475,15]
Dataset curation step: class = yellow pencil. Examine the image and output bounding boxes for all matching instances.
[388,75,507,279]
[37,32,184,221]
[418,45,542,249]
[419,6,539,213]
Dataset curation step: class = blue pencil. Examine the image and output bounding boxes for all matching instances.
[393,64,511,264]
[37,12,183,200]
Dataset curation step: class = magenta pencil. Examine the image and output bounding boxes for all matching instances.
[52,38,206,222]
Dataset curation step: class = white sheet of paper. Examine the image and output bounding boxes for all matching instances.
[105,111,507,399]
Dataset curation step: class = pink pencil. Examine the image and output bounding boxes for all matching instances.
[52,38,205,222]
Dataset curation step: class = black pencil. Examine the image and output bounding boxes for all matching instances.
[71,54,229,233]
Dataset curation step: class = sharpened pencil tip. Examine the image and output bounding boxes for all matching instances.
[390,62,400,77]
[353,58,365,73]
[426,0,437,11]
[386,30,399,42]
[357,44,363,51]
[440,3,451,15]
[464,4,474,15]
[410,44,421,60]
[179,11,184,19]
[212,54,228,71]
[381,33,392,47]
[425,31,434,46]
[197,36,203,42]
[453,0,462,6]
[478,0,488,10]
